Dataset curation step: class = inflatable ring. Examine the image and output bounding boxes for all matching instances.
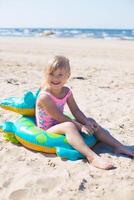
[0,90,39,116]
[0,90,98,160]
[1,116,97,160]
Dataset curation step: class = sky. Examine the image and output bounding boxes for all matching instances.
[0,0,134,29]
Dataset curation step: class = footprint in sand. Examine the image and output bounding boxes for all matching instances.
[8,174,63,199]
[36,177,61,193]
[9,189,29,200]
[24,176,62,194]
[2,177,13,188]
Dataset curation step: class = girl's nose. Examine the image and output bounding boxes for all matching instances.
[53,75,60,79]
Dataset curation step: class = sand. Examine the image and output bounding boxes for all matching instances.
[0,37,134,200]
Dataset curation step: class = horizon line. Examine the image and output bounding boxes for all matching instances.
[0,27,134,30]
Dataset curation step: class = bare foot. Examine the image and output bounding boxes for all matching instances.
[114,145,134,158]
[88,156,114,170]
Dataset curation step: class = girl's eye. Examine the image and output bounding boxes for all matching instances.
[49,73,53,76]
[48,73,63,77]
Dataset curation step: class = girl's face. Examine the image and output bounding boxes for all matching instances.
[45,68,70,90]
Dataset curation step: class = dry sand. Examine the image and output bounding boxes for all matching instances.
[0,37,134,200]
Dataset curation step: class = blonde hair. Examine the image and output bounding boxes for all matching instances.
[41,55,71,89]
[44,55,70,74]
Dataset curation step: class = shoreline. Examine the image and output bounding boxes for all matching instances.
[0,35,134,41]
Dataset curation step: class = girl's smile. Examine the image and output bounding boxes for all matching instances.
[51,81,61,85]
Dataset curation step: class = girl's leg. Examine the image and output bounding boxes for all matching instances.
[94,125,134,157]
[47,122,113,170]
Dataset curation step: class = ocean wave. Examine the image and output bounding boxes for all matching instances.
[0,28,134,40]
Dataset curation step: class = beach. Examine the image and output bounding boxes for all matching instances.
[0,37,134,200]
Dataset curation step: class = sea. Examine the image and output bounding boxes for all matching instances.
[0,28,134,40]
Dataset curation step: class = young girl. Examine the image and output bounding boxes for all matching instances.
[36,55,134,170]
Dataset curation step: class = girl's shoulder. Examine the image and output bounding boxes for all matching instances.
[63,86,71,93]
[63,86,73,98]
[36,90,52,104]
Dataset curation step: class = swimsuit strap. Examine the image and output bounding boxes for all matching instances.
[39,88,72,102]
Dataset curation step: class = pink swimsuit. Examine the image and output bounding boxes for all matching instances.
[36,88,72,130]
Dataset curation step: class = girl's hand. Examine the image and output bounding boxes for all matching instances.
[81,125,94,134]
[73,121,94,134]
[85,118,100,133]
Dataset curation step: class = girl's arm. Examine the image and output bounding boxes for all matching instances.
[37,94,83,131]
[67,93,100,132]
[67,93,89,125]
